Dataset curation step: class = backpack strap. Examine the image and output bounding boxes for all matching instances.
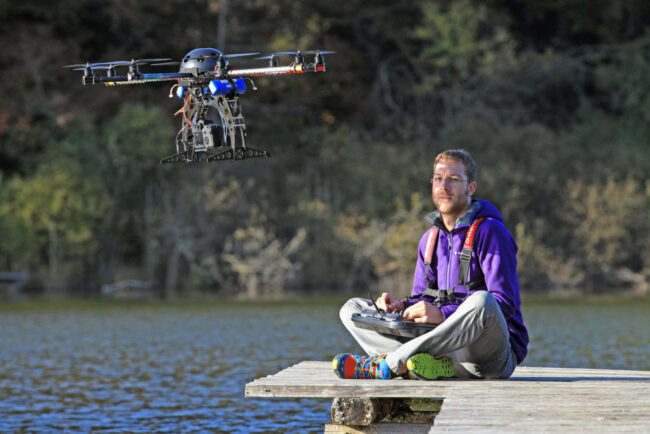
[403,227,439,304]
[423,227,439,290]
[458,217,485,286]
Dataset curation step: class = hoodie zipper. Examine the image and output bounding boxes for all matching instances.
[446,233,453,289]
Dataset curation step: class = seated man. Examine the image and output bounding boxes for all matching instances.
[333,149,529,380]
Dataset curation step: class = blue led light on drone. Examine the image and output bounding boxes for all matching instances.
[176,86,186,99]
[234,78,247,94]
[209,79,247,96]
[208,80,232,96]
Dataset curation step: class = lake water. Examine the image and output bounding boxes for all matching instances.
[0,297,648,432]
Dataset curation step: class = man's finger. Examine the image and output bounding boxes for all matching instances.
[376,294,388,308]
[403,306,419,319]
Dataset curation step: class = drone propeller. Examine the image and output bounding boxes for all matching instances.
[92,58,174,76]
[257,50,335,66]
[304,50,336,55]
[71,65,111,71]
[63,62,95,69]
[309,50,335,65]
[264,51,299,56]
[64,58,172,70]
[151,61,180,66]
[108,58,172,65]
[137,57,172,63]
[258,51,304,63]
[186,52,259,61]
[256,54,281,67]
[224,52,260,58]
[255,55,277,60]
[258,50,336,57]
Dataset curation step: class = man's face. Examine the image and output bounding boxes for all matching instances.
[432,158,477,218]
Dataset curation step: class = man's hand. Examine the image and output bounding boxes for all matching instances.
[402,301,444,324]
[375,293,404,314]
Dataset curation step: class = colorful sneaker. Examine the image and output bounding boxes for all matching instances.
[406,354,455,380]
[332,353,392,379]
[336,353,386,365]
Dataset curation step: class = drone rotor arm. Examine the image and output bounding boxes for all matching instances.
[224,62,325,78]
[135,58,173,64]
[151,61,181,66]
[223,52,260,58]
[97,72,192,85]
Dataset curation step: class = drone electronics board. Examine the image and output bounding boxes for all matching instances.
[65,48,333,164]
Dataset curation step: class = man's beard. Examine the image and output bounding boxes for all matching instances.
[434,187,471,216]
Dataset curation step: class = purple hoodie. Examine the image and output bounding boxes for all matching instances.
[408,199,529,364]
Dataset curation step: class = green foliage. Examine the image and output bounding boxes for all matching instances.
[415,0,512,91]
[0,161,105,275]
[487,0,650,48]
[568,178,649,271]
[1,1,648,296]
[102,104,174,176]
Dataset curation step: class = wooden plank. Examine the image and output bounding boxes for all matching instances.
[245,362,458,398]
[510,365,650,381]
[245,362,650,398]
[432,382,650,432]
[245,362,650,431]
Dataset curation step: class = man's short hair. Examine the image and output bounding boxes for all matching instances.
[433,149,477,184]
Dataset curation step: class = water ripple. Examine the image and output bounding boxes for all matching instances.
[0,298,647,431]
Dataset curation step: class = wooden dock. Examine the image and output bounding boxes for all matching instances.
[246,361,650,432]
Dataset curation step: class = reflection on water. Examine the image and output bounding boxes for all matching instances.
[523,300,650,371]
[0,298,648,432]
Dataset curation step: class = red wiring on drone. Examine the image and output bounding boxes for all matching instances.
[183,94,192,126]
[174,98,186,116]
[174,93,192,127]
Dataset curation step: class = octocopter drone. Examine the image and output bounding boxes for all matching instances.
[65,48,332,164]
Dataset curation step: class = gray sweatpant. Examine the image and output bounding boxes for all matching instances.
[339,291,517,379]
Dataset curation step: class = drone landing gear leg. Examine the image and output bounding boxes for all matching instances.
[160,148,269,164]
[160,148,204,164]
[160,150,191,164]
[207,147,270,162]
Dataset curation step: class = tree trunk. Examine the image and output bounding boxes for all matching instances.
[217,0,228,50]
[47,224,58,283]
[331,398,395,426]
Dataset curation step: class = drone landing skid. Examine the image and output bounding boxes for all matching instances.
[160,147,270,164]
[207,147,270,162]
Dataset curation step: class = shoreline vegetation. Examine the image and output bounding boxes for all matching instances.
[1,290,649,309]
[1,2,648,298]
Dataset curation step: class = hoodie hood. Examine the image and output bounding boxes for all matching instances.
[425,199,503,231]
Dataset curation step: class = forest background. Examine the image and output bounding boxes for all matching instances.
[0,0,648,299]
